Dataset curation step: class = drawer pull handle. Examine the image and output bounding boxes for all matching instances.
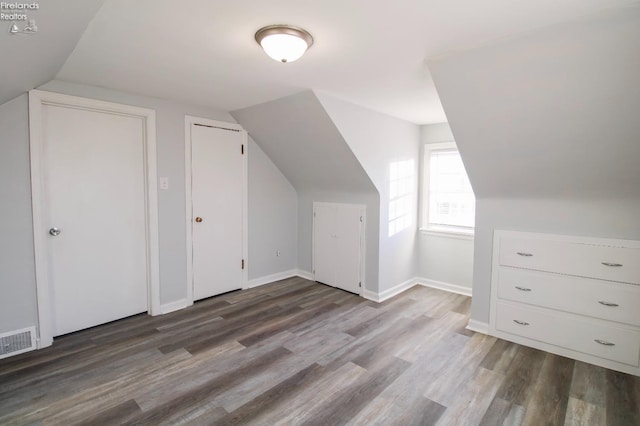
[516,252,533,257]
[601,262,623,267]
[513,320,530,326]
[515,286,531,292]
[594,339,615,347]
[598,301,619,307]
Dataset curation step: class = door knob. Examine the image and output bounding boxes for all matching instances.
[195,217,203,223]
[49,227,61,236]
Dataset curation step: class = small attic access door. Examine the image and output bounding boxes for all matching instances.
[313,202,365,295]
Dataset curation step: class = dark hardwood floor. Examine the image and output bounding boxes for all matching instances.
[0,277,638,425]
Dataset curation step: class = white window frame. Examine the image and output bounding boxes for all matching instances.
[388,159,415,237]
[421,142,475,239]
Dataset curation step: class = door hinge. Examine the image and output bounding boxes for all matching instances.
[359,282,362,287]
[313,211,316,218]
[360,216,363,222]
[312,269,315,274]
[241,144,244,155]
[242,259,245,270]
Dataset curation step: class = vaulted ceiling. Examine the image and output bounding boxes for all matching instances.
[3,0,633,124]
[429,6,640,199]
[0,0,104,105]
[232,91,375,194]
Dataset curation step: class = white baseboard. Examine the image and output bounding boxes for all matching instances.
[159,298,191,315]
[247,269,299,288]
[362,277,419,303]
[378,277,419,302]
[362,288,380,302]
[295,269,314,281]
[417,278,472,297]
[364,277,473,304]
[246,269,317,289]
[466,319,489,334]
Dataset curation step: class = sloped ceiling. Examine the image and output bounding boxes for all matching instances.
[231,91,375,194]
[429,5,640,199]
[0,0,104,105]
[53,0,634,124]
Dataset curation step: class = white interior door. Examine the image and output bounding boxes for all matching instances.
[191,124,244,300]
[313,203,335,286]
[313,202,364,295]
[42,104,148,336]
[334,204,363,294]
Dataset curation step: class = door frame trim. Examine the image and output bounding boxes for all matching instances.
[29,90,161,348]
[184,116,248,305]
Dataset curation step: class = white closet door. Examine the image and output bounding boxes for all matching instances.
[191,124,243,300]
[43,104,148,336]
[313,203,335,286]
[313,202,364,295]
[333,204,363,294]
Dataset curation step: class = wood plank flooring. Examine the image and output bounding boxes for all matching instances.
[1,277,638,425]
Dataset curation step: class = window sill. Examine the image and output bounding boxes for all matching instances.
[419,227,474,241]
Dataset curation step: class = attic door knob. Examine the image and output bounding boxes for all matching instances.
[195,217,203,223]
[49,227,61,236]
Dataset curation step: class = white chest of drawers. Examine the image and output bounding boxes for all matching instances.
[489,230,640,376]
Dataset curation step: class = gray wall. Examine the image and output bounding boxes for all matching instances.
[248,138,298,279]
[317,93,420,293]
[0,80,298,334]
[417,123,474,290]
[429,7,640,323]
[430,7,640,200]
[0,94,38,333]
[232,91,381,291]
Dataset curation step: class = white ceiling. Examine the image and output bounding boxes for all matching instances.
[56,0,635,124]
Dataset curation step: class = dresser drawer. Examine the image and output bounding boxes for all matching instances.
[497,267,640,326]
[499,236,640,284]
[495,301,640,366]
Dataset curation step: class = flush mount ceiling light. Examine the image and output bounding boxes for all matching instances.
[255,25,313,63]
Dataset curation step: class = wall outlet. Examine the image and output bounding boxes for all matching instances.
[159,177,169,190]
[276,250,281,257]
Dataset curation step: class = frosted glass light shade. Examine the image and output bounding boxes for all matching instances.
[255,25,313,63]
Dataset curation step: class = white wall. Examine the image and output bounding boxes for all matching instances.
[417,123,474,292]
[0,94,38,333]
[248,138,298,279]
[0,81,298,334]
[317,93,420,293]
[417,233,474,290]
[429,7,640,324]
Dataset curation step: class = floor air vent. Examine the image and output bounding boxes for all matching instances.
[0,326,37,359]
